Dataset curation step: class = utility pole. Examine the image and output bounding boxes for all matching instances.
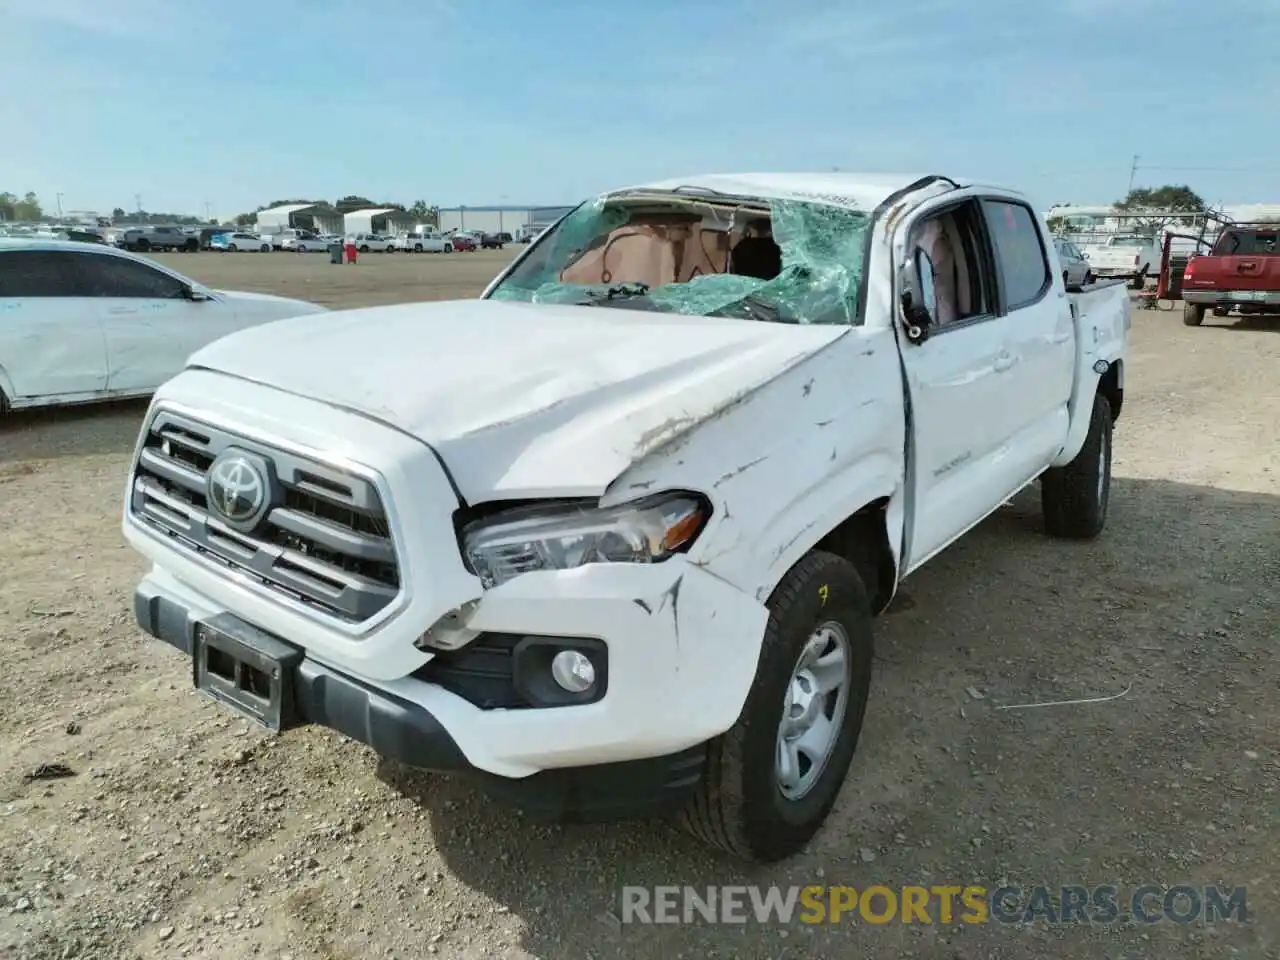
[1127,155,1139,194]
[55,192,64,217]
[134,193,142,213]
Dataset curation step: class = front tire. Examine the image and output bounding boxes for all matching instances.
[1183,302,1205,326]
[260,243,271,252]
[678,551,874,862]
[1041,391,1112,539]
[228,244,238,252]
[359,245,370,253]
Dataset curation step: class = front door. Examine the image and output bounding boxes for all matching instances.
[72,252,208,394]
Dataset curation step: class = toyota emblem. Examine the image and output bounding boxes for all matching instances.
[207,454,267,524]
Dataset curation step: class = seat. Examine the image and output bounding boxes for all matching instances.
[729,235,783,280]
[917,220,959,326]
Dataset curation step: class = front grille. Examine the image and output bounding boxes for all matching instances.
[415,633,528,709]
[129,410,401,623]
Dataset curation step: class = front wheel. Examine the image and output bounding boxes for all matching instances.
[228,244,238,252]
[678,551,874,862]
[359,245,370,253]
[260,244,271,252]
[1183,302,1205,326]
[1041,391,1112,539]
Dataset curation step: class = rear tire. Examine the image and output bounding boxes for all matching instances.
[228,244,238,252]
[1183,302,1205,326]
[135,239,151,252]
[1041,392,1112,539]
[260,243,270,252]
[359,245,370,253]
[677,551,874,862]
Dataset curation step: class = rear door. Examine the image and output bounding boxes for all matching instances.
[0,250,109,399]
[72,252,213,393]
[1207,229,1280,292]
[979,197,1075,483]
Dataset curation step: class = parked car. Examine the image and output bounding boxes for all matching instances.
[395,232,453,253]
[354,233,395,253]
[1079,234,1159,289]
[121,225,200,253]
[450,232,478,252]
[121,170,1130,864]
[1181,224,1280,325]
[0,238,326,414]
[480,233,507,250]
[1053,237,1094,289]
[198,227,235,250]
[210,232,273,253]
[62,229,108,245]
[288,235,335,253]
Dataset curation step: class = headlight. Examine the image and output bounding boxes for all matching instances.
[461,493,709,588]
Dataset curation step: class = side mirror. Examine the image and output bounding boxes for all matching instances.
[899,248,936,345]
[184,285,212,302]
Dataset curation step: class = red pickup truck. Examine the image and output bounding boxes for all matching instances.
[1181,225,1280,325]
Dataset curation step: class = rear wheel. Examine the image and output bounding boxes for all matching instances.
[1183,302,1205,326]
[260,243,270,252]
[228,244,239,252]
[135,239,151,252]
[359,245,370,253]
[1041,391,1112,539]
[678,551,874,862]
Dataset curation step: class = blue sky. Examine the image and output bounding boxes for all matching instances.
[2,0,1277,217]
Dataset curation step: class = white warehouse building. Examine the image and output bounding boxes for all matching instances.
[343,207,414,236]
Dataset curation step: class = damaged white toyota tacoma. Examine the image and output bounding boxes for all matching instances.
[123,172,1131,862]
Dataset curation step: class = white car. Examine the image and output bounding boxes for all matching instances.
[395,233,453,253]
[287,236,334,253]
[353,234,395,253]
[1079,234,1160,289]
[0,239,327,413]
[122,171,1129,863]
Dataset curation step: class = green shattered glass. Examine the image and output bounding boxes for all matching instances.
[488,195,871,325]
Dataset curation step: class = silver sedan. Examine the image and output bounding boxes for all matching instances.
[1054,238,1094,289]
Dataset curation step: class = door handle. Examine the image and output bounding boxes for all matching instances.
[993,353,1017,373]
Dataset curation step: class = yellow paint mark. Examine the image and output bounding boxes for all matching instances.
[818,584,829,606]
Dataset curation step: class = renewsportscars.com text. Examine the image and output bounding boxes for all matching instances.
[621,884,1248,926]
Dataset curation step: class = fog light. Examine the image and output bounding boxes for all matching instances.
[551,650,596,692]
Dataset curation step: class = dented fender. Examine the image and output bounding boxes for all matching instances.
[605,326,907,601]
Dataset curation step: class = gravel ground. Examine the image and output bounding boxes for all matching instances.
[1,252,1276,959]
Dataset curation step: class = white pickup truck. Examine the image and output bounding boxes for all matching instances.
[1080,234,1160,289]
[123,172,1130,863]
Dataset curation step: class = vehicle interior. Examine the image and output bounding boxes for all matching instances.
[555,196,786,290]
[910,203,995,327]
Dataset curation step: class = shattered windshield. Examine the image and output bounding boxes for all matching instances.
[487,193,872,325]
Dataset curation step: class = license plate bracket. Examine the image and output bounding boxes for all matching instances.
[193,614,304,732]
[1231,290,1264,301]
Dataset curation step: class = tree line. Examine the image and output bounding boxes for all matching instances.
[1,191,440,227]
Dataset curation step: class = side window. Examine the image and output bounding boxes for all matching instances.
[910,200,998,328]
[980,199,1051,310]
[75,254,187,299]
[0,251,82,297]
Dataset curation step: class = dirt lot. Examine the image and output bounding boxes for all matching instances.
[1,252,1277,959]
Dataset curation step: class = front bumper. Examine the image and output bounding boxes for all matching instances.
[135,576,717,821]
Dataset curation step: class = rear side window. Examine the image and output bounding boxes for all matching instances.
[981,200,1051,310]
[0,251,83,297]
[1212,230,1279,256]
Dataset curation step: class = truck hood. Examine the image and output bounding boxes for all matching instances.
[186,298,847,501]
